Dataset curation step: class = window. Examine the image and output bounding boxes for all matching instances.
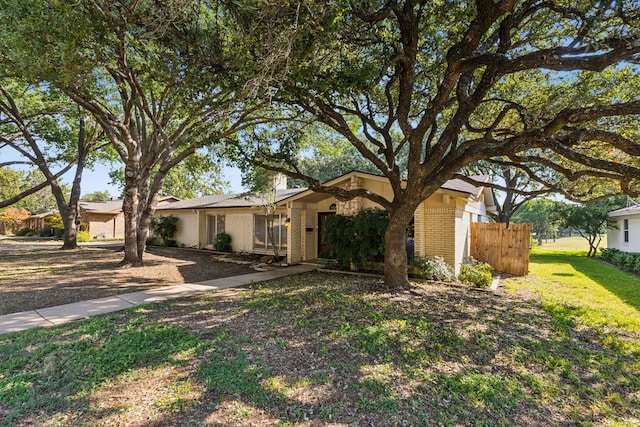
[207,214,225,245]
[254,214,288,251]
[624,219,629,243]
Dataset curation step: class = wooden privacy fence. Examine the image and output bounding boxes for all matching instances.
[470,223,531,276]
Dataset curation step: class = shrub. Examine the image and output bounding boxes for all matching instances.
[600,247,620,263]
[38,226,54,237]
[76,230,90,242]
[146,235,163,246]
[15,227,35,236]
[321,209,389,270]
[409,255,455,282]
[624,253,640,270]
[321,214,354,269]
[600,247,640,273]
[459,261,494,288]
[613,250,627,267]
[214,232,232,252]
[149,215,179,246]
[54,228,64,239]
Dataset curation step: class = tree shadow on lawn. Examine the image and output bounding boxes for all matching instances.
[3,272,639,426]
[0,247,255,315]
[531,251,640,315]
[142,276,640,426]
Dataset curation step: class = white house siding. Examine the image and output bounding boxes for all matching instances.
[165,212,198,247]
[454,208,471,275]
[219,212,254,253]
[608,215,640,252]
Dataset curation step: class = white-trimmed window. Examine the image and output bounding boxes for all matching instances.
[207,214,226,245]
[254,214,288,251]
[624,219,629,243]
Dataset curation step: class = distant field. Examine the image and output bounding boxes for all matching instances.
[535,235,607,251]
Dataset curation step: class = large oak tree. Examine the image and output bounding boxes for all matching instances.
[238,0,640,289]
[1,0,267,264]
[0,81,103,248]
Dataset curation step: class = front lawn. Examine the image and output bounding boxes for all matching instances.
[1,251,639,426]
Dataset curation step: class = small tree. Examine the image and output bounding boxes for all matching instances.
[242,169,286,260]
[0,207,30,233]
[512,199,563,245]
[562,197,626,257]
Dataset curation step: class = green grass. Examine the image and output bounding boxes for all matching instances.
[0,314,204,425]
[535,235,607,251]
[510,246,640,333]
[506,247,640,424]
[1,256,640,425]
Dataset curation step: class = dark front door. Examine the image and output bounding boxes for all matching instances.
[317,212,335,257]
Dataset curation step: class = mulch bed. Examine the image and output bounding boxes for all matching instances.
[0,246,258,315]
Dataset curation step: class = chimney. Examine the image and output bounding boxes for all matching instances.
[272,173,288,190]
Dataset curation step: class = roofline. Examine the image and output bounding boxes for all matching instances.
[155,189,306,211]
[286,170,486,204]
[608,206,640,217]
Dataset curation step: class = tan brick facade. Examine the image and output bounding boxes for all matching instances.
[413,205,457,268]
[288,202,303,263]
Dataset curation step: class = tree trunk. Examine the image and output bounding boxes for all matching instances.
[58,155,86,250]
[136,169,169,259]
[121,160,142,266]
[382,207,414,290]
[49,183,78,250]
[60,205,79,250]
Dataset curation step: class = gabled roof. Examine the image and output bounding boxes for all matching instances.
[441,175,491,198]
[156,188,306,211]
[79,195,180,214]
[286,170,491,203]
[28,210,58,219]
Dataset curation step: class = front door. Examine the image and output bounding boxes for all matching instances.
[317,212,335,257]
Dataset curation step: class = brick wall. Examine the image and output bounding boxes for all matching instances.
[86,213,122,239]
[414,204,457,267]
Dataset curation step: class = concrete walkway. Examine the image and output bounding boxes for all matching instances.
[0,264,317,336]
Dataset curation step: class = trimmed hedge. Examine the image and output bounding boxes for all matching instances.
[600,248,640,274]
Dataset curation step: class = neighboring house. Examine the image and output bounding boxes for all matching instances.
[24,211,58,231]
[608,201,640,252]
[155,171,496,274]
[79,199,126,240]
[80,196,180,240]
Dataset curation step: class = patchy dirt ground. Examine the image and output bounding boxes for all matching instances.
[0,245,258,315]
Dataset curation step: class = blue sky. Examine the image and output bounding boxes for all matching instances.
[1,146,245,199]
[74,163,245,198]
